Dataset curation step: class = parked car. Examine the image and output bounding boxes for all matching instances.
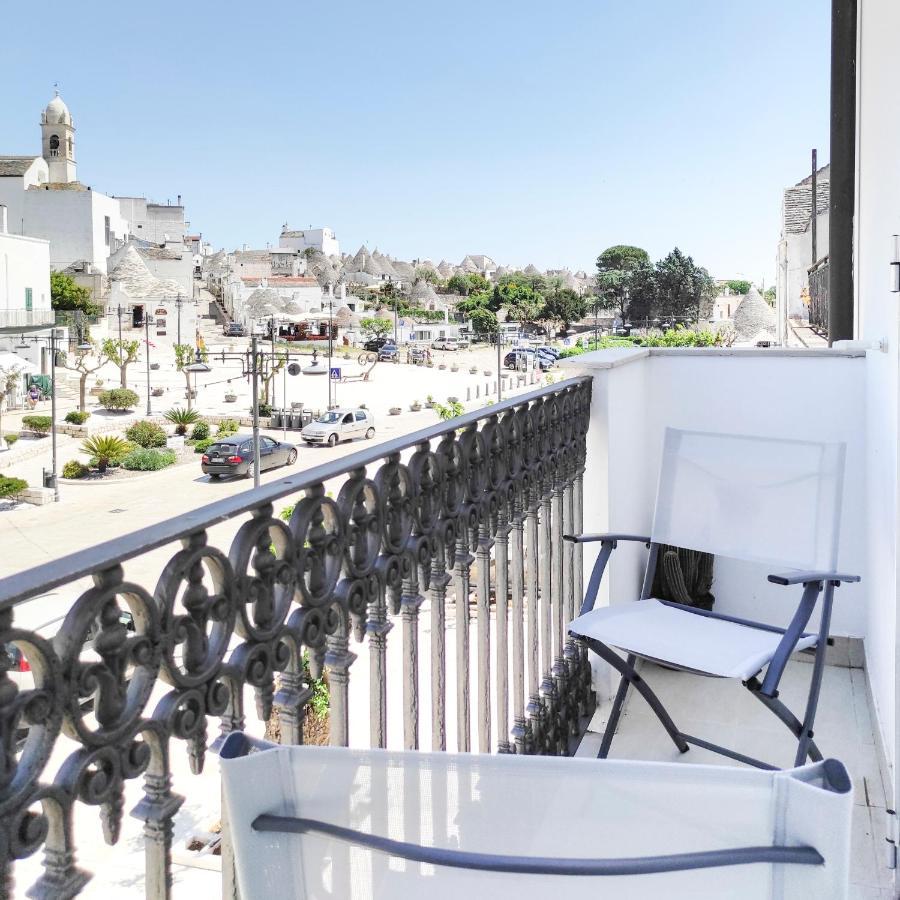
[503,348,554,371]
[533,345,560,359]
[6,592,134,696]
[378,343,399,361]
[301,408,375,447]
[431,337,469,351]
[201,435,298,478]
[363,337,388,352]
[223,322,245,337]
[407,347,428,365]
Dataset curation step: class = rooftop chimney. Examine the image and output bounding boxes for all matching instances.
[177,194,182,206]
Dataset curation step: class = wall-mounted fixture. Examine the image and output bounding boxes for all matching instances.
[892,235,900,293]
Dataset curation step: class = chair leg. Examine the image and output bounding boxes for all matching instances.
[747,683,823,763]
[586,639,689,757]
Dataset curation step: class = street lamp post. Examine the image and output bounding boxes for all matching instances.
[326,299,334,410]
[15,327,88,502]
[143,314,155,416]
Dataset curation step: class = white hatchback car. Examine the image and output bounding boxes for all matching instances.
[301,408,375,447]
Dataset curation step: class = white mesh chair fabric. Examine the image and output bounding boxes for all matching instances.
[220,739,852,900]
[652,429,845,571]
[570,599,818,678]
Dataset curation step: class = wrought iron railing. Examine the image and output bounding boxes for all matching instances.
[808,256,829,334]
[0,375,592,898]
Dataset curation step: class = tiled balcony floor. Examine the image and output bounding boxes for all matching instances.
[576,658,894,898]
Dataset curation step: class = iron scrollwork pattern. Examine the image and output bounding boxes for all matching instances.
[0,376,592,898]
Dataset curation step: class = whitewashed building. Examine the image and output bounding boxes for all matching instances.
[278,224,340,257]
[775,164,830,335]
[115,197,186,245]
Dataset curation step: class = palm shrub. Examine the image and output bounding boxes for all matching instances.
[99,388,139,411]
[80,435,131,473]
[121,448,176,471]
[125,420,167,448]
[164,407,201,436]
[0,476,28,500]
[217,419,239,436]
[64,410,90,425]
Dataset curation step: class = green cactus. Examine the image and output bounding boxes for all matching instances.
[652,545,715,610]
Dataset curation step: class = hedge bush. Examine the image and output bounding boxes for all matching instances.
[193,437,215,454]
[190,421,210,441]
[64,410,90,424]
[121,448,177,471]
[217,419,239,436]
[62,460,89,479]
[99,388,140,411]
[22,415,52,434]
[125,420,168,448]
[3,434,18,448]
[0,476,28,499]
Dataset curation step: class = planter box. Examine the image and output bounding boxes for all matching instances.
[410,404,422,412]
[469,367,478,374]
[388,408,401,416]
[151,388,165,397]
[150,363,161,371]
[167,436,186,451]
[89,387,105,396]
[224,394,237,403]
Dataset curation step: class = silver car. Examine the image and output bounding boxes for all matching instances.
[301,408,375,447]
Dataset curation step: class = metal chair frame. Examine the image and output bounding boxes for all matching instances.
[566,534,860,769]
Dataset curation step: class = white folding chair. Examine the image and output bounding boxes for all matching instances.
[567,427,860,769]
[219,733,852,899]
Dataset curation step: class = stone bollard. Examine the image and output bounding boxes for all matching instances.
[475,385,480,398]
[467,387,471,401]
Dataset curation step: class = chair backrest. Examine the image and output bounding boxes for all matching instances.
[651,428,845,571]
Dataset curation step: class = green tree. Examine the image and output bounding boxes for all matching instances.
[763,286,776,305]
[59,341,111,411]
[469,306,498,335]
[654,248,716,322]
[725,279,752,296]
[541,288,587,333]
[101,337,141,388]
[414,266,440,285]
[446,274,470,295]
[0,365,22,448]
[50,271,99,315]
[360,318,392,340]
[594,245,651,321]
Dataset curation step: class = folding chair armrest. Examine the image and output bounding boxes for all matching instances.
[768,571,861,587]
[564,533,651,547]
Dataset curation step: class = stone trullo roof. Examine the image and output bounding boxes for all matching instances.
[733,287,775,342]
[109,246,182,299]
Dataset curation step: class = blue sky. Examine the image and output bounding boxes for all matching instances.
[2,0,830,283]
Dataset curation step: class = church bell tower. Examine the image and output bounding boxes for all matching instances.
[41,90,77,184]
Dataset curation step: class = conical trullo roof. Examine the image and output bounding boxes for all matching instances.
[109,245,182,298]
[733,287,775,342]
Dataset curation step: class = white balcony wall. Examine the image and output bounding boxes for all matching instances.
[854,0,900,815]
[564,348,869,694]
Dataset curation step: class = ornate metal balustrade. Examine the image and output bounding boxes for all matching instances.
[808,255,829,334]
[0,375,592,899]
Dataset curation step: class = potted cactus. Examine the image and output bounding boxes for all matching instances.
[651,545,715,610]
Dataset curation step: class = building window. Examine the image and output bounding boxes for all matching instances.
[67,137,72,155]
[25,288,32,312]
[49,135,59,157]
[104,216,111,246]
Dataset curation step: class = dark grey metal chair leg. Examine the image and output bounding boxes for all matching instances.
[586,639,689,756]
[747,681,823,763]
[598,661,633,759]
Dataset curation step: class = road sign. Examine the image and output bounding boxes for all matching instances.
[330,367,341,381]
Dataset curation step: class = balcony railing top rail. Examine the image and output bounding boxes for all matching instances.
[0,375,589,608]
[0,374,593,899]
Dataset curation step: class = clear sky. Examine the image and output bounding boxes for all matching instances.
[2,0,830,283]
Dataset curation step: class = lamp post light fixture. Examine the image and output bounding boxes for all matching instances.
[184,350,211,416]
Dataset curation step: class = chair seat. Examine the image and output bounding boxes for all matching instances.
[569,599,817,679]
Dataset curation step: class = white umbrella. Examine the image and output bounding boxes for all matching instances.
[0,351,39,374]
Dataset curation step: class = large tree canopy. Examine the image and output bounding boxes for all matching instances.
[50,271,99,315]
[594,245,651,320]
[654,248,716,320]
[541,288,586,332]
